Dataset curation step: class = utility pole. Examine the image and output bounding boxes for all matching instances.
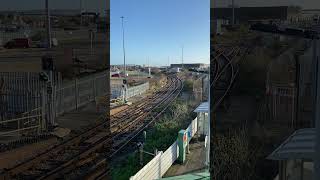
[181,45,184,69]
[45,0,52,48]
[209,63,212,177]
[148,57,151,77]
[121,16,126,78]
[232,0,235,25]
[121,16,127,102]
[80,0,83,26]
[44,0,54,128]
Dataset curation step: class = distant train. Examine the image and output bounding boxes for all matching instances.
[250,23,318,39]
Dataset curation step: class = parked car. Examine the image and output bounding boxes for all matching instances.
[4,38,31,49]
[111,73,120,77]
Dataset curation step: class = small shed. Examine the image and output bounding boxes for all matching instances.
[194,102,209,136]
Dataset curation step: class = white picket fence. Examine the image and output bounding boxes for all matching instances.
[130,117,198,180]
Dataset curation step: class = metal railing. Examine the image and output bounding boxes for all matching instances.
[0,107,43,136]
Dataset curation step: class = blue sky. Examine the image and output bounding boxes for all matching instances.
[110,0,210,66]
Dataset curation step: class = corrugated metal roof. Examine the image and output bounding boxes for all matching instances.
[267,128,315,160]
[194,102,209,113]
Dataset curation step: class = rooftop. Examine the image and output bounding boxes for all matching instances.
[267,128,315,161]
[194,102,209,113]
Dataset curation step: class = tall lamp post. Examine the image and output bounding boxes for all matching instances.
[181,45,184,69]
[232,0,235,25]
[121,16,127,102]
[44,0,55,128]
[45,0,51,48]
[80,0,83,26]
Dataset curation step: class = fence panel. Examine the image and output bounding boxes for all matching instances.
[111,82,149,100]
[126,82,149,99]
[130,151,163,180]
[0,72,44,120]
[55,71,108,116]
[130,117,198,180]
[159,141,179,177]
[56,82,77,115]
[186,117,198,143]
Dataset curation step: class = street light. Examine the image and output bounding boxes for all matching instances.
[80,0,83,26]
[121,16,126,77]
[45,0,51,49]
[181,45,184,69]
[121,16,127,102]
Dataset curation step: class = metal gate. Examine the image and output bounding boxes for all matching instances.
[0,72,47,136]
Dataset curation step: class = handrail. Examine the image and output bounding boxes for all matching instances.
[0,115,41,124]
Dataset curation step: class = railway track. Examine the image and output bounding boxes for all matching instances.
[0,75,182,180]
[211,45,249,110]
[110,75,183,157]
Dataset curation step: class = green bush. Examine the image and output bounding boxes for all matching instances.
[183,79,193,92]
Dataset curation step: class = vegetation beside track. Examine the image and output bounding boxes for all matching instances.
[112,97,199,180]
[182,79,194,92]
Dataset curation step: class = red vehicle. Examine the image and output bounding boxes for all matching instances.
[4,38,31,49]
[111,73,120,77]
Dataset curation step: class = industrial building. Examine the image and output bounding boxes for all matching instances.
[170,63,208,69]
[212,6,301,24]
